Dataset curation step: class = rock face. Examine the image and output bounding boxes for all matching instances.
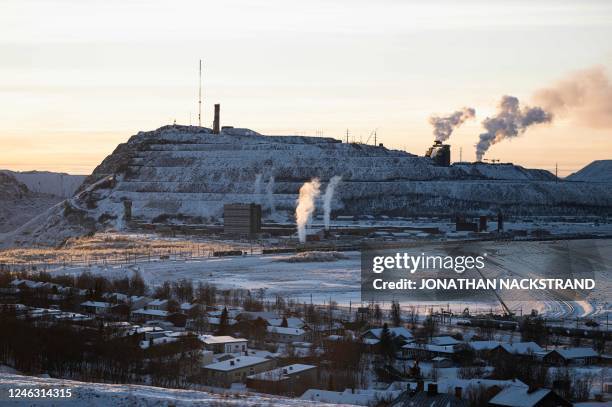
[3,125,612,247]
[0,172,62,233]
[566,160,612,183]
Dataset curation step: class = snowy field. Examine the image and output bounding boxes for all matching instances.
[45,238,612,319]
[0,372,342,406]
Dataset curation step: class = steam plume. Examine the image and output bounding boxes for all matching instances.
[429,107,476,142]
[295,178,321,243]
[265,176,275,214]
[323,176,342,230]
[476,95,552,161]
[533,66,612,128]
[254,174,263,203]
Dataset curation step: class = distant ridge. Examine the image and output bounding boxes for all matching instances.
[566,160,612,183]
[0,170,86,198]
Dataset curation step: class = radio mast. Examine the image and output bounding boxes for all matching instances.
[198,59,202,127]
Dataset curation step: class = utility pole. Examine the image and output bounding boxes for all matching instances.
[555,163,558,181]
[346,129,349,144]
[198,59,202,127]
[374,130,377,146]
[460,147,463,162]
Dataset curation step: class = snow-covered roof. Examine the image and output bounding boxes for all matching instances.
[199,335,247,345]
[180,302,198,311]
[132,308,169,317]
[551,347,598,360]
[500,342,543,355]
[247,364,315,381]
[489,386,551,407]
[267,317,305,329]
[364,327,413,340]
[148,299,168,306]
[267,326,305,336]
[431,336,462,346]
[204,356,269,372]
[468,340,501,351]
[435,378,528,394]
[402,343,456,354]
[300,387,403,406]
[80,301,111,308]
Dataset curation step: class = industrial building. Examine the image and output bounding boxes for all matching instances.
[223,203,262,237]
[425,141,451,166]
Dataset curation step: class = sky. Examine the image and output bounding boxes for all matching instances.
[1,0,611,176]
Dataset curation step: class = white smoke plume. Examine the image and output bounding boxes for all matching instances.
[254,174,263,203]
[295,178,321,243]
[475,95,552,161]
[429,107,476,142]
[323,176,342,230]
[265,175,275,214]
[533,66,612,128]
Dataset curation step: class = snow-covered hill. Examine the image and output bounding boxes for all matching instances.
[1,170,86,198]
[0,372,341,406]
[566,160,612,183]
[0,172,62,233]
[2,125,612,247]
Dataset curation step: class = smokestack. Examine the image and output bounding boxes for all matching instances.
[295,178,321,243]
[323,176,342,231]
[476,95,552,161]
[213,103,220,134]
[429,107,476,142]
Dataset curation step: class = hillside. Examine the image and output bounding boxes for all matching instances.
[1,170,86,198]
[2,125,612,247]
[566,160,612,183]
[0,172,62,233]
[0,372,339,406]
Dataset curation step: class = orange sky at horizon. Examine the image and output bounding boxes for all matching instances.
[1,0,611,177]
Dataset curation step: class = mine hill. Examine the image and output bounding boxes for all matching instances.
[2,125,612,247]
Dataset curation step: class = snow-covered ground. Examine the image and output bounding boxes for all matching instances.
[0,170,86,198]
[46,238,611,319]
[0,372,342,406]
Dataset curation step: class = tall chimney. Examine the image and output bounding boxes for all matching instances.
[213,103,220,134]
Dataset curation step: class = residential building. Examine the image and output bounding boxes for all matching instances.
[246,364,316,396]
[201,356,276,387]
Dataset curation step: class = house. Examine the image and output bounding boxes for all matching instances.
[266,326,306,343]
[494,342,543,359]
[146,299,168,311]
[267,317,306,329]
[128,296,152,310]
[199,335,248,354]
[201,356,276,387]
[431,336,462,346]
[237,311,280,321]
[246,364,316,396]
[131,308,169,321]
[432,356,453,368]
[362,327,413,343]
[488,386,571,407]
[543,347,599,366]
[402,343,456,360]
[80,301,111,315]
[390,383,468,407]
